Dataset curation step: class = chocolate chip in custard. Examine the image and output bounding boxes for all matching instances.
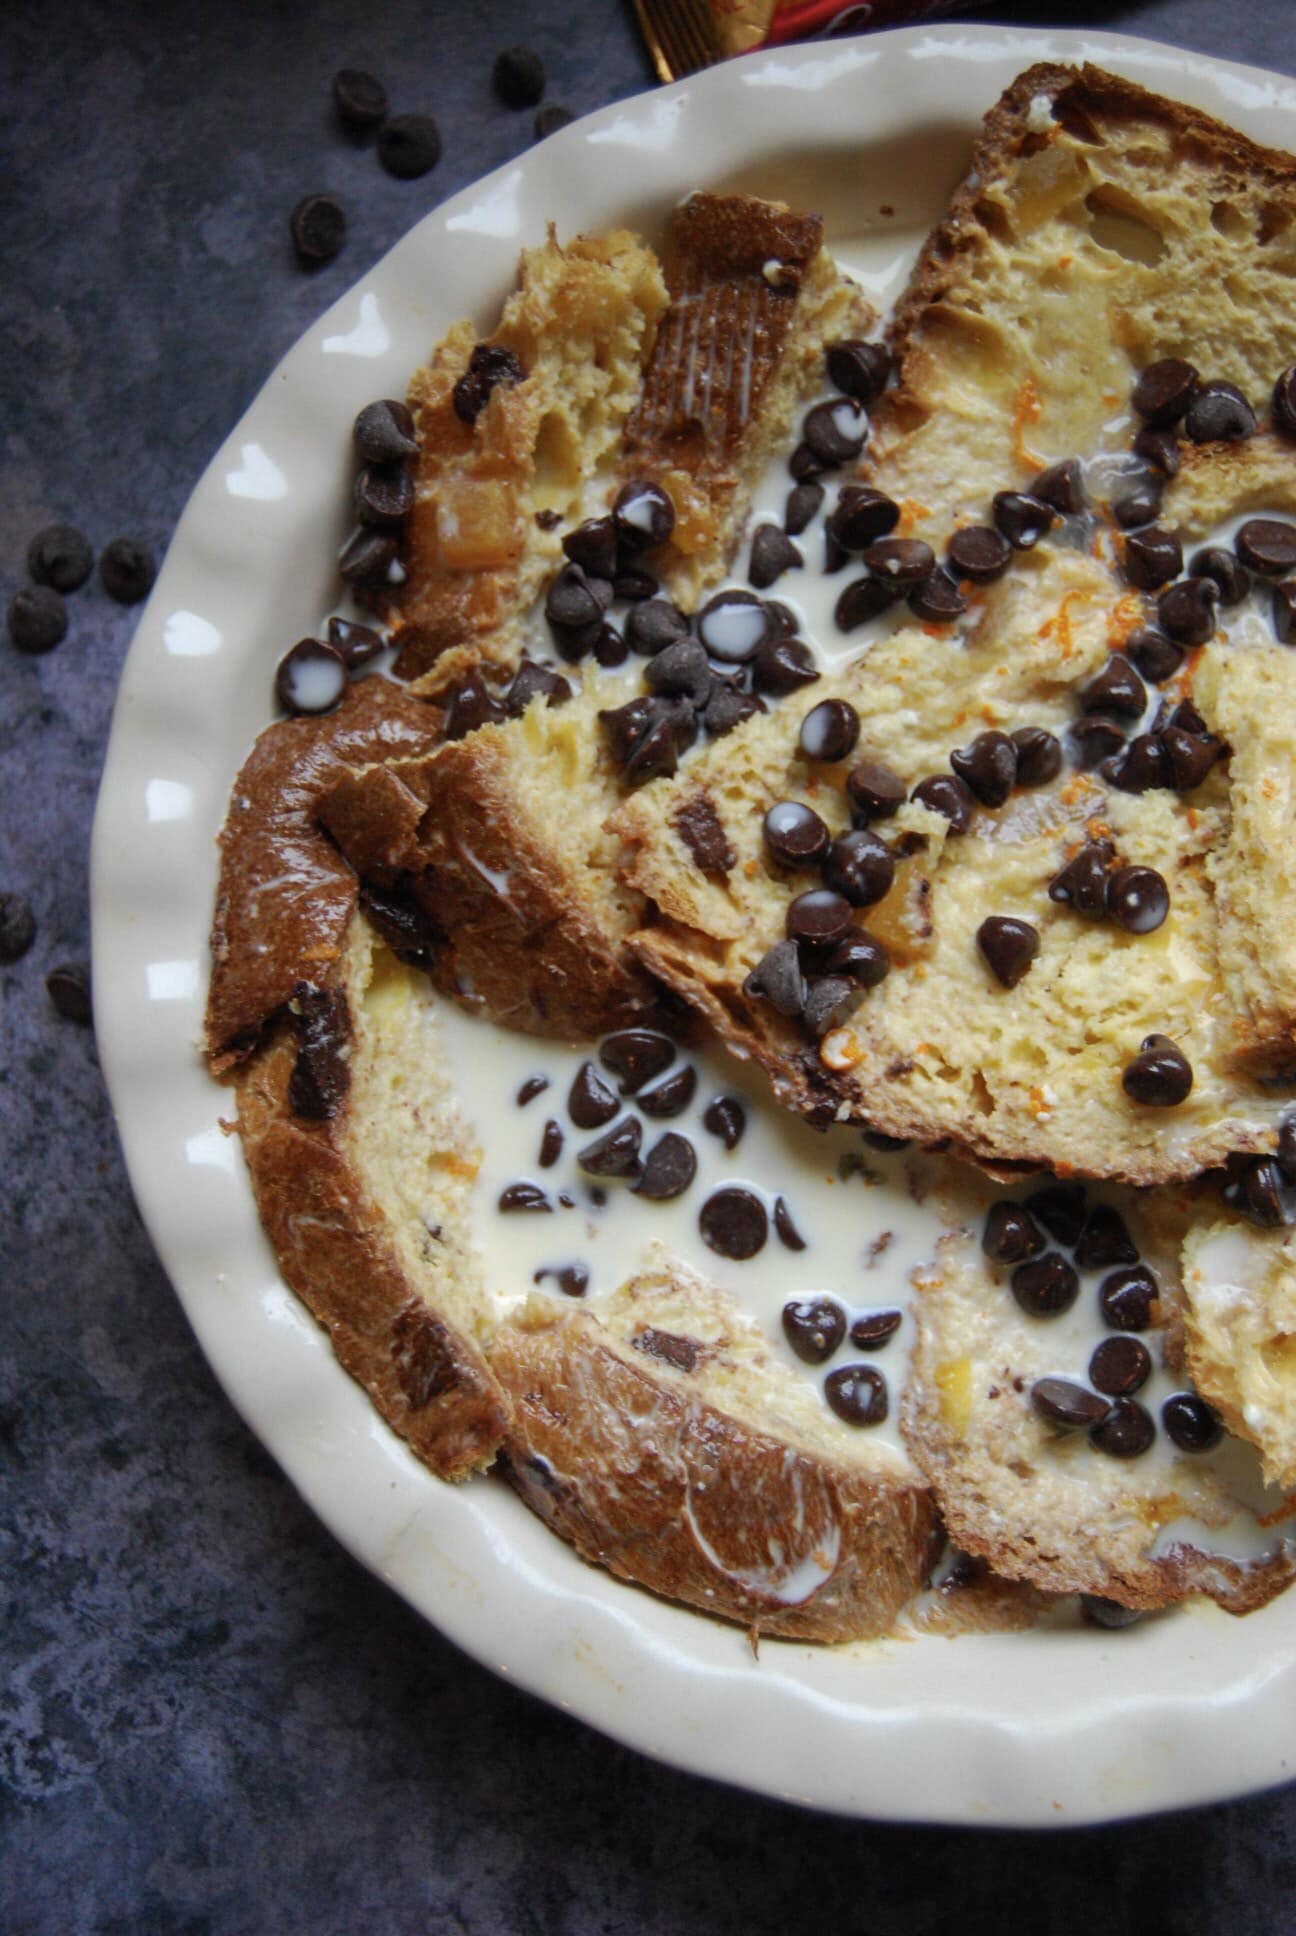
[1114,485,1162,532]
[824,1363,888,1426]
[799,698,860,763]
[786,888,855,951]
[1224,1154,1287,1229]
[354,462,414,527]
[751,634,820,696]
[773,1197,807,1252]
[1184,380,1255,443]
[505,659,572,715]
[946,525,1012,584]
[1235,516,1296,577]
[498,1180,553,1213]
[612,565,658,602]
[1069,717,1127,770]
[1106,863,1169,934]
[702,1095,746,1150]
[977,916,1039,989]
[600,1028,675,1095]
[1079,654,1146,719]
[1190,544,1250,605]
[910,772,975,833]
[1030,1378,1110,1430]
[632,1132,697,1201]
[1123,525,1182,592]
[783,1296,845,1363]
[644,639,711,705]
[568,1059,619,1129]
[698,589,773,662]
[562,515,618,579]
[613,478,675,551]
[1032,458,1085,515]
[337,526,396,586]
[1274,581,1296,645]
[825,337,891,403]
[992,490,1054,549]
[827,485,900,552]
[908,568,968,624]
[1099,1265,1158,1332]
[1272,365,1296,439]
[637,1064,698,1119]
[823,828,895,907]
[749,523,803,591]
[1089,1335,1152,1398]
[1126,626,1184,685]
[743,939,806,1018]
[861,536,935,590]
[516,1075,549,1106]
[1010,726,1062,789]
[537,1120,564,1169]
[1122,1033,1193,1107]
[1025,1179,1086,1247]
[982,1200,1045,1265]
[784,481,824,537]
[624,597,688,657]
[1049,840,1114,920]
[1131,357,1199,427]
[1132,425,1181,477]
[1090,1397,1156,1459]
[846,757,907,823]
[699,1186,768,1260]
[1105,732,1171,795]
[836,575,898,631]
[442,667,507,740]
[1162,1392,1224,1453]
[1162,721,1225,794]
[1074,1203,1138,1270]
[950,729,1017,807]
[764,800,830,868]
[803,396,868,467]
[326,617,384,668]
[354,398,418,464]
[275,638,348,716]
[534,1263,590,1298]
[849,1309,902,1350]
[577,1117,643,1178]
[1081,1595,1144,1630]
[1011,1252,1080,1318]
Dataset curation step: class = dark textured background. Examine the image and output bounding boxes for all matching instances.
[5,2,1296,1930]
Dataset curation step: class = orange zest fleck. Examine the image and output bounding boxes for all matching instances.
[1011,376,1045,472]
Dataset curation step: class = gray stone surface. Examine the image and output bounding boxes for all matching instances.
[4,2,1296,1930]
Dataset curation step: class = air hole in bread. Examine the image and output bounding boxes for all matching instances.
[1052,96,1104,145]
[1083,188,1167,266]
[1259,202,1291,246]
[533,409,582,510]
[1211,199,1249,242]
[972,196,1013,244]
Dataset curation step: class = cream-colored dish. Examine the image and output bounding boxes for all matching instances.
[91,24,1296,1824]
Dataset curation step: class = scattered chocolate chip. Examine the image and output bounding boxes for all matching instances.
[286,984,349,1118]
[1229,1154,1288,1229]
[1274,581,1296,644]
[1272,366,1296,439]
[1278,1115,1296,1183]
[1012,1251,1080,1318]
[1122,1033,1193,1107]
[784,481,824,536]
[600,1028,675,1095]
[644,638,711,704]
[1123,525,1183,591]
[824,1363,888,1426]
[1049,840,1113,919]
[783,1296,845,1361]
[534,1263,589,1298]
[1105,864,1169,934]
[325,617,383,668]
[493,44,545,107]
[1132,425,1181,477]
[1026,1180,1086,1247]
[788,441,825,482]
[1069,717,1127,770]
[517,1075,549,1106]
[1162,1392,1224,1453]
[275,638,348,716]
[749,523,803,591]
[333,67,388,132]
[505,659,571,715]
[992,490,1055,549]
[823,828,895,907]
[982,1201,1045,1265]
[1190,545,1250,605]
[358,884,435,969]
[562,515,618,579]
[625,597,689,656]
[1089,1335,1151,1398]
[861,536,935,590]
[452,342,526,426]
[850,1309,902,1350]
[950,730,1017,807]
[1032,458,1085,514]
[770,1196,807,1253]
[538,1120,564,1168]
[442,667,506,739]
[1184,380,1255,443]
[1081,1595,1144,1630]
[826,486,900,553]
[98,537,156,604]
[846,758,906,823]
[568,1060,619,1129]
[1031,1378,1110,1430]
[337,526,396,585]
[862,1129,908,1152]
[638,1064,698,1118]
[1105,732,1170,795]
[577,1117,643,1178]
[751,633,820,696]
[1236,516,1296,577]
[824,930,889,988]
[786,888,854,950]
[702,681,765,740]
[1090,1396,1156,1459]
[290,193,346,265]
[1118,484,1165,533]
[353,398,417,464]
[633,1327,700,1372]
[1162,722,1224,793]
[1156,578,1217,647]
[826,338,890,402]
[1074,1203,1138,1270]
[803,396,868,467]
[1010,725,1062,789]
[613,566,658,602]
[947,525,1012,583]
[697,589,772,661]
[1125,626,1183,684]
[1099,1265,1158,1332]
[0,892,36,964]
[702,1095,746,1150]
[699,1185,768,1260]
[45,961,91,1025]
[377,112,441,178]
[907,568,968,624]
[633,1132,697,1201]
[499,1181,553,1213]
[354,462,415,527]
[1132,357,1198,427]
[764,799,830,868]
[545,562,608,643]
[613,478,674,552]
[27,524,93,592]
[799,697,859,763]
[7,586,67,653]
[534,103,574,139]
[977,915,1039,989]
[911,772,975,833]
[802,974,863,1037]
[835,575,897,631]
[1080,654,1146,718]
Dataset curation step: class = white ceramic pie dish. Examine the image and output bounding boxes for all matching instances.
[91,23,1296,1825]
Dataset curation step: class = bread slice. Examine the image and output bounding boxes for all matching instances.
[902,1182,1296,1614]
[388,227,668,692]
[492,1259,941,1643]
[1181,1210,1296,1493]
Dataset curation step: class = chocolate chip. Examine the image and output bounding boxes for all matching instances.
[824,829,895,907]
[600,1028,675,1095]
[1010,726,1062,789]
[338,526,396,585]
[1081,1595,1144,1630]
[823,931,889,988]
[835,575,897,631]
[545,562,607,640]
[1011,1252,1080,1317]
[861,1129,908,1152]
[1090,1397,1156,1459]
[7,586,67,653]
[1106,864,1169,934]
[1074,1203,1138,1270]
[907,569,968,624]
[1099,1265,1158,1332]
[1026,1180,1086,1247]
[861,537,935,590]
[625,598,689,656]
[1274,581,1296,644]
[1184,380,1254,443]
[378,113,441,178]
[638,1065,698,1118]
[826,338,890,402]
[977,916,1039,989]
[1032,458,1085,514]
[1236,517,1296,577]
[764,800,830,867]
[275,638,348,716]
[290,193,346,265]
[783,1296,845,1362]
[1132,425,1181,477]
[803,396,868,467]
[803,974,863,1038]
[577,1117,643,1177]
[1190,545,1250,605]
[702,684,765,740]
[1162,1392,1224,1453]
[1156,578,1217,646]
[534,103,574,139]
[353,398,418,464]
[947,525,1012,583]
[827,486,900,552]
[824,1364,888,1426]
[1122,1033,1193,1107]
[1228,1154,1288,1229]
[1272,366,1296,438]
[613,566,658,602]
[1049,841,1113,919]
[493,44,545,107]
[749,524,802,591]
[1080,654,1146,718]
[287,984,348,1118]
[45,961,91,1025]
[562,516,618,579]
[0,892,36,964]
[633,1132,697,1201]
[850,1309,902,1350]
[568,1060,619,1129]
[743,939,808,1019]
[99,537,157,605]
[910,772,975,833]
[982,1201,1045,1264]
[644,638,711,704]
[699,1186,768,1260]
[950,730,1017,807]
[442,667,506,739]
[1162,722,1224,793]
[27,524,92,592]
[517,1075,549,1106]
[354,462,414,528]
[1105,733,1169,795]
[771,1197,807,1252]
[535,1263,589,1298]
[333,67,388,132]
[846,758,906,823]
[1031,1378,1110,1430]
[326,617,384,668]
[505,659,571,715]
[702,1095,746,1150]
[359,884,436,969]
[1089,1335,1151,1398]
[499,1181,553,1213]
[1132,357,1199,426]
[1278,1115,1296,1183]
[1126,626,1184,684]
[613,479,675,552]
[751,634,820,696]
[697,589,772,661]
[539,1120,564,1168]
[1123,525,1182,591]
[992,490,1055,549]
[1115,485,1163,531]
[799,698,859,763]
[786,888,854,950]
[784,482,824,536]
[788,441,825,482]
